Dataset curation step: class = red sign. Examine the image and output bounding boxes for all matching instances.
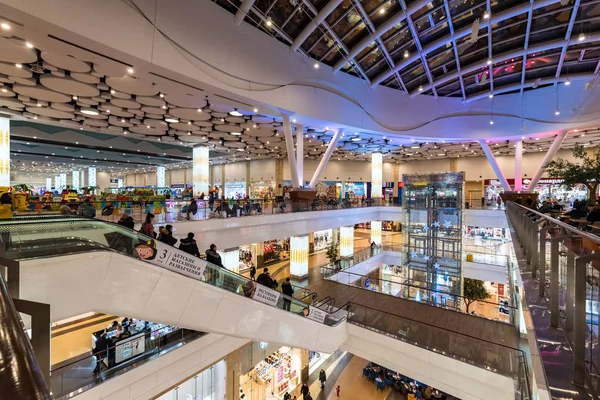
[485,178,564,186]
[497,283,505,297]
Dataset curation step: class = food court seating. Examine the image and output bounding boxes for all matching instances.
[376,380,386,391]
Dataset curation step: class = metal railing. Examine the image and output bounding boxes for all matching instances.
[506,201,600,397]
[0,274,51,399]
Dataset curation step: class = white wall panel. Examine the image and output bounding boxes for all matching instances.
[224,162,246,182]
[249,159,277,181]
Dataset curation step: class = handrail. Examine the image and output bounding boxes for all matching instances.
[0,274,51,399]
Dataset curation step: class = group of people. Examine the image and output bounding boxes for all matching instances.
[92,317,146,373]
[519,197,600,228]
[59,198,96,218]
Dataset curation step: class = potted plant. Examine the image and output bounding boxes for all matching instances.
[463,278,491,314]
[326,239,339,268]
[545,144,600,205]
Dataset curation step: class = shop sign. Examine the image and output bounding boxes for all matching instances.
[276,366,285,384]
[304,305,327,323]
[253,285,281,307]
[497,283,505,297]
[135,241,208,280]
[170,184,186,188]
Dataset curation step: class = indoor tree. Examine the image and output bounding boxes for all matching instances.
[326,239,339,267]
[545,144,600,205]
[463,278,490,314]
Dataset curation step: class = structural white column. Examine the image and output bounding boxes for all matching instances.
[117,178,124,188]
[282,115,299,188]
[0,118,9,187]
[514,140,523,191]
[80,169,86,188]
[309,129,343,188]
[371,221,382,245]
[157,166,166,187]
[59,173,67,191]
[193,146,209,196]
[72,169,80,191]
[88,167,97,188]
[218,247,240,274]
[527,130,569,191]
[340,226,354,257]
[371,153,383,199]
[478,140,511,191]
[290,234,309,278]
[54,175,60,190]
[46,177,52,191]
[296,125,304,185]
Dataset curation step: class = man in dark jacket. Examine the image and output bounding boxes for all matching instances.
[187,199,198,220]
[281,277,294,311]
[117,214,135,230]
[179,232,200,257]
[93,331,109,373]
[319,369,327,388]
[206,244,223,267]
[300,383,310,399]
[256,268,272,287]
[587,205,600,224]
[158,225,177,246]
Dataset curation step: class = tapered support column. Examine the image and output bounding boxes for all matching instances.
[290,235,309,278]
[156,166,166,188]
[309,129,342,188]
[527,130,568,191]
[478,140,511,191]
[514,140,523,191]
[340,226,354,257]
[282,115,299,188]
[296,125,304,185]
[193,146,209,197]
[371,221,382,245]
[0,118,9,187]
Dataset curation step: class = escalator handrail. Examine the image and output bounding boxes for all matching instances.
[0,274,52,399]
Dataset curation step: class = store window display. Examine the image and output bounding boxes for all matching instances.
[224,182,247,199]
[156,359,226,400]
[313,229,332,251]
[262,239,290,266]
[250,181,276,199]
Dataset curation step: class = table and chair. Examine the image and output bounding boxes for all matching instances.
[362,363,448,398]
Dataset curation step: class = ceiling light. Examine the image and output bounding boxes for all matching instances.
[25,42,33,48]
[292,118,297,123]
[555,109,560,115]
[483,11,490,19]
[314,62,319,69]
[253,108,259,113]
[33,116,37,120]
[266,17,272,26]
[351,137,361,141]
[165,117,179,123]
[1,23,10,30]
[565,78,571,86]
[15,63,22,68]
[127,67,134,74]
[486,58,492,65]
[489,120,494,125]
[437,153,445,156]
[0,88,6,93]
[230,109,243,117]
[578,33,585,41]
[72,95,78,100]
[489,93,494,98]
[231,132,241,136]
[110,89,115,94]
[418,85,423,92]
[37,103,41,107]
[404,50,409,58]
[159,93,164,98]
[81,107,99,115]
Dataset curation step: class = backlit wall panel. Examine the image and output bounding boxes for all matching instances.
[88,167,96,187]
[218,248,239,274]
[371,153,382,199]
[59,173,67,191]
[340,226,354,257]
[371,220,382,245]
[290,235,309,278]
[0,118,9,187]
[157,166,166,187]
[193,146,209,196]
[72,170,80,190]
[46,178,52,191]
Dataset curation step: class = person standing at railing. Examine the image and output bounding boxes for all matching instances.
[281,278,294,311]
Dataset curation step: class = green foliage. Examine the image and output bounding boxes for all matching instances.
[326,240,338,265]
[545,144,600,205]
[463,278,490,313]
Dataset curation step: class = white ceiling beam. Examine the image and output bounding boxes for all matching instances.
[442,0,466,100]
[234,0,257,27]
[554,0,581,84]
[370,0,560,86]
[290,0,344,52]
[526,130,568,191]
[399,0,438,97]
[331,0,432,72]
[282,115,300,188]
[519,1,535,97]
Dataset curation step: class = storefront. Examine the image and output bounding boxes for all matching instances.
[239,244,258,273]
[308,351,331,375]
[239,345,303,400]
[250,180,276,200]
[464,226,511,242]
[484,178,588,206]
[262,238,290,266]
[224,181,246,199]
[344,182,366,198]
[355,221,400,232]
[314,181,341,200]
[313,229,333,251]
[156,359,227,400]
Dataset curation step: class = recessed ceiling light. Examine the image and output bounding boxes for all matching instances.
[404,50,409,58]
[266,17,272,26]
[489,93,494,98]
[230,109,243,117]
[483,11,490,19]
[351,137,361,141]
[165,118,178,123]
[1,23,10,30]
[253,108,259,113]
[314,62,319,69]
[81,108,99,116]
[110,89,115,94]
[15,63,22,68]
[578,33,585,41]
[486,58,492,65]
[292,119,297,123]
[72,95,78,100]
[159,93,165,98]
[0,88,6,93]
[231,132,242,136]
[555,110,560,115]
[237,148,245,152]
[565,78,571,86]
[127,67,134,74]
[379,8,386,14]
[25,42,33,48]
[418,85,423,92]
[489,120,494,125]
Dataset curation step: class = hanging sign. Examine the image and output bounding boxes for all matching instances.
[134,240,207,279]
[303,305,327,323]
[253,284,281,307]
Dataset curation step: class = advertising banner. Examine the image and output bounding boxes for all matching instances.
[135,240,207,279]
[253,284,281,307]
[304,305,327,323]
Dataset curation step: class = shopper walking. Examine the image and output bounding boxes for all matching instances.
[187,199,198,220]
[281,277,294,311]
[249,265,256,280]
[141,213,156,238]
[336,385,340,397]
[208,193,215,212]
[205,244,223,266]
[300,383,309,399]
[256,268,272,287]
[179,232,200,257]
[117,213,134,229]
[319,369,327,389]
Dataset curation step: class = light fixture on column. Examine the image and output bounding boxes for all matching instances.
[46,177,52,191]
[486,58,492,65]
[157,166,166,187]
[340,226,354,257]
[565,77,571,86]
[88,167,97,187]
[193,146,209,196]
[72,169,80,190]
[59,173,67,190]
[0,118,9,187]
[371,153,382,199]
[371,221,382,245]
[290,235,309,278]
[418,85,423,92]
[483,10,490,19]
[314,61,319,69]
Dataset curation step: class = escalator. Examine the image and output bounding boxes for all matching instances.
[0,216,529,398]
